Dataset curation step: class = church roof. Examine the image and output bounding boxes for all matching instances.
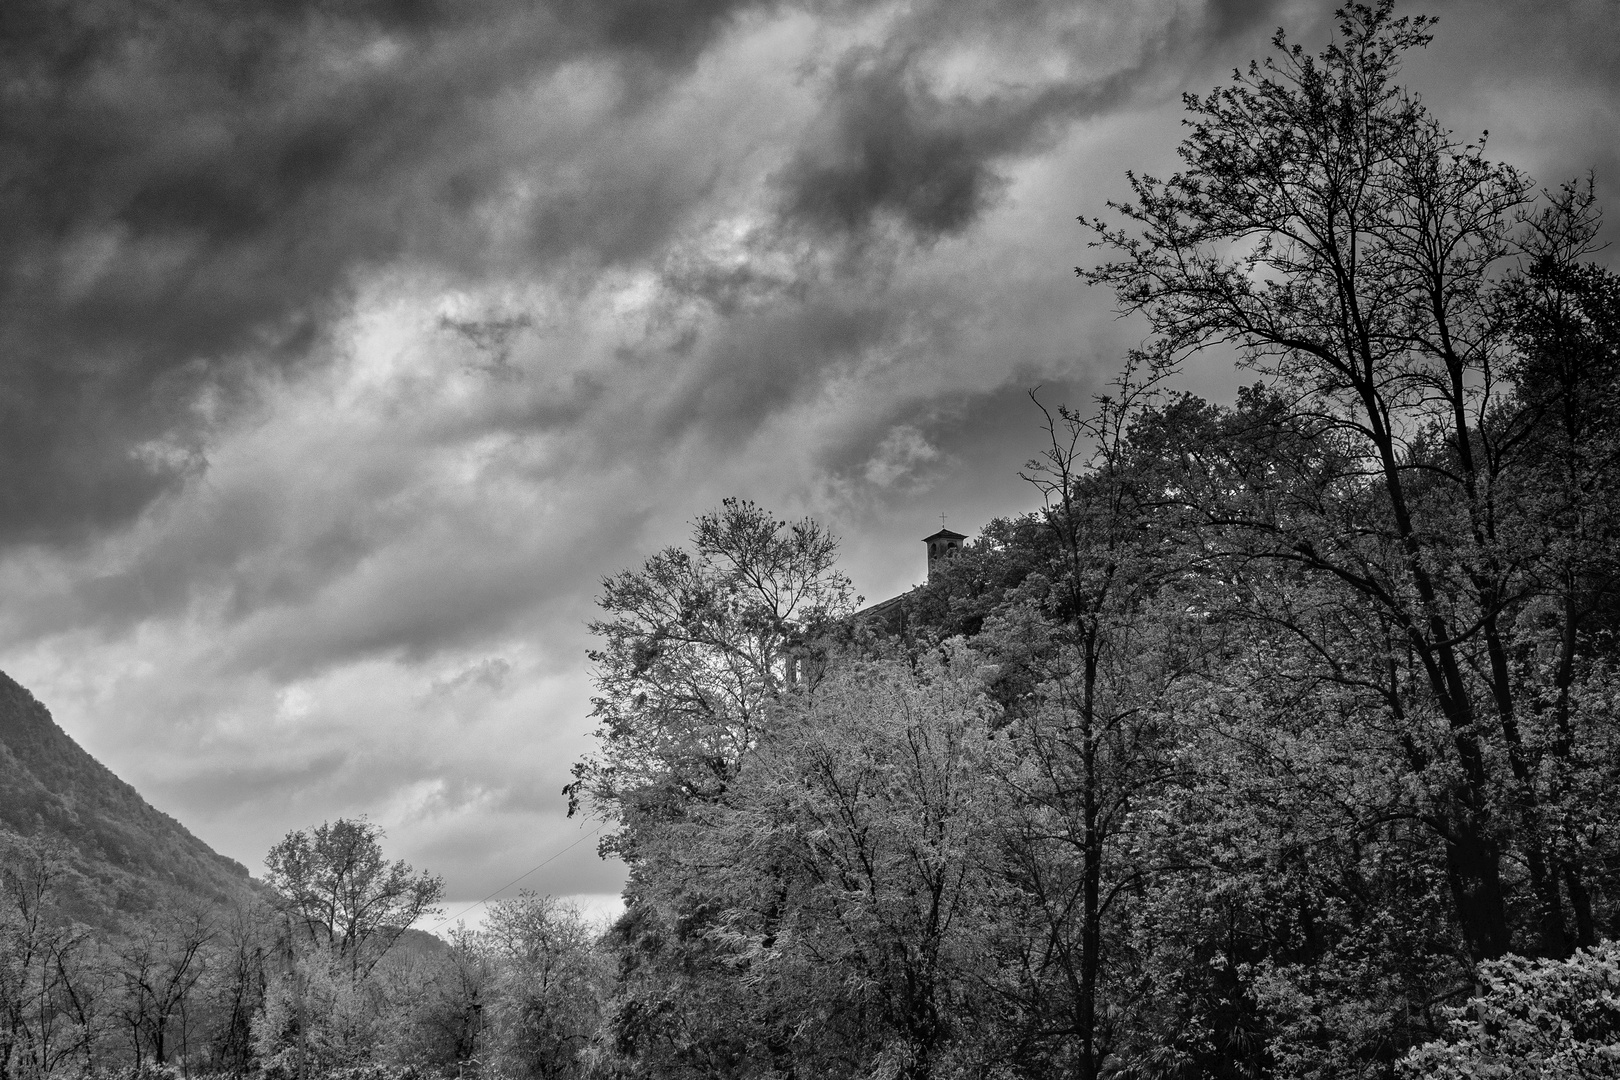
[853,591,912,622]
[921,528,967,542]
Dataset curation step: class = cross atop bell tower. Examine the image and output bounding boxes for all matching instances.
[921,524,967,583]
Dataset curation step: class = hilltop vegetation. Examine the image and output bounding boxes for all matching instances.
[566,6,1620,1079]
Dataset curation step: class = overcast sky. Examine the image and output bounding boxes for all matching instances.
[3,0,1616,923]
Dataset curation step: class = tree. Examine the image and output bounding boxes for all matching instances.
[112,903,215,1068]
[0,835,97,1080]
[1082,0,1612,961]
[482,894,602,1080]
[1497,196,1620,946]
[991,367,1198,1080]
[1115,629,1466,1077]
[567,498,855,857]
[264,819,443,978]
[1400,941,1620,1078]
[201,899,271,1077]
[377,924,494,1074]
[254,951,384,1077]
[569,501,858,1079]
[694,647,1010,1080]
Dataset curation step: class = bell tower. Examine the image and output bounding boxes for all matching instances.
[921,526,967,583]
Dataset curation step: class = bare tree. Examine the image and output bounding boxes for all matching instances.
[1081,0,1610,961]
[113,902,216,1069]
[0,835,95,1080]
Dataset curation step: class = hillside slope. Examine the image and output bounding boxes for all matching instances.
[0,670,262,925]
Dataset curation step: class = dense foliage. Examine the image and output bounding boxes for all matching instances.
[0,822,610,1080]
[565,5,1620,1078]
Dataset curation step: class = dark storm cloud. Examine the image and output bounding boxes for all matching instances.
[0,0,768,549]
[779,53,1053,238]
[1417,0,1620,230]
[0,0,1308,558]
[773,0,1298,243]
[776,44,1116,240]
[1423,0,1620,87]
[7,0,1615,912]
[1199,0,1295,42]
[647,292,896,439]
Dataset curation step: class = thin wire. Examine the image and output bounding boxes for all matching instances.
[428,824,605,931]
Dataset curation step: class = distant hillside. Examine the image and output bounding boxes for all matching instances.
[0,670,263,926]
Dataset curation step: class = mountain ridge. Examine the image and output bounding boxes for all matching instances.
[0,669,264,926]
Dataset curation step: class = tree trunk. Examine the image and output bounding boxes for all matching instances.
[1078,639,1102,1080]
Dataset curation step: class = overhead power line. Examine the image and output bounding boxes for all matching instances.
[428,824,605,932]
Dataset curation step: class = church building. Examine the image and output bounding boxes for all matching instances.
[853,524,970,630]
[921,526,967,583]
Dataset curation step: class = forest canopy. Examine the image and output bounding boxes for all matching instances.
[566,4,1620,1078]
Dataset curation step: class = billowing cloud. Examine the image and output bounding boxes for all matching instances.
[0,0,778,548]
[0,0,1613,911]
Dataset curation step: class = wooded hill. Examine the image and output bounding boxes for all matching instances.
[564,6,1620,1078]
[0,669,262,927]
[0,674,459,1080]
